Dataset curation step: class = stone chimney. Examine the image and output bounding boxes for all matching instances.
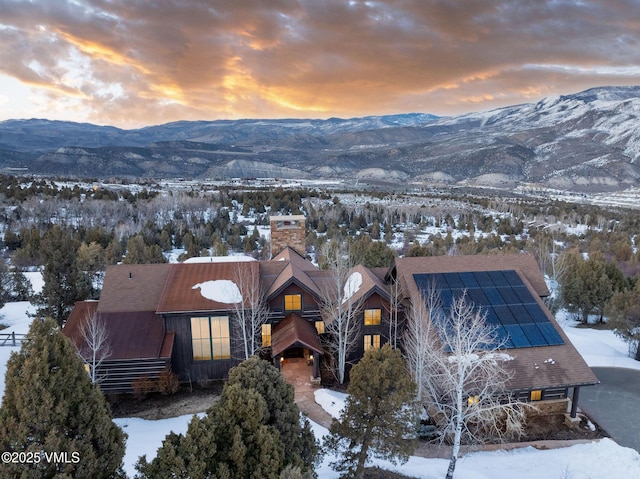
[270,215,306,258]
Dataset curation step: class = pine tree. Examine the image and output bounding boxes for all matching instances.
[136,357,319,478]
[37,225,90,326]
[135,415,217,479]
[224,357,319,473]
[211,383,284,479]
[0,318,126,479]
[324,344,418,479]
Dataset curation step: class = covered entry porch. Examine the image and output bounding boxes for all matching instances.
[271,313,323,380]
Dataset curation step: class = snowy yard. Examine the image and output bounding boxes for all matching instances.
[1,273,640,478]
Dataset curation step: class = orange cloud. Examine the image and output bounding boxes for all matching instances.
[0,0,638,127]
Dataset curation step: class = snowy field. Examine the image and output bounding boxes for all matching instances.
[1,273,640,478]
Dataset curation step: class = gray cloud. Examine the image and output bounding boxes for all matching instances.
[1,0,639,127]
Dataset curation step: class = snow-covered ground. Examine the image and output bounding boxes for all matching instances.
[2,273,640,478]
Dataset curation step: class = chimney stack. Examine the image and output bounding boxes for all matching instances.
[269,215,306,258]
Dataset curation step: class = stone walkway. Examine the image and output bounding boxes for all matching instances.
[281,358,595,459]
[280,358,333,429]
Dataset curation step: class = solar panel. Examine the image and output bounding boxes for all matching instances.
[413,270,564,349]
[444,273,464,289]
[466,287,489,305]
[459,272,479,288]
[537,322,565,345]
[504,324,529,348]
[488,270,510,287]
[483,286,505,305]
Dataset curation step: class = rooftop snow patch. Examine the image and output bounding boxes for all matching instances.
[183,255,256,263]
[342,271,363,303]
[192,280,242,304]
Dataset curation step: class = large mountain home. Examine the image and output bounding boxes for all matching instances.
[64,215,597,418]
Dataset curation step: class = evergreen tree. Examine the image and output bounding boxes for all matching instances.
[606,280,640,359]
[123,235,167,264]
[136,357,319,478]
[0,261,10,309]
[7,270,34,301]
[363,240,396,268]
[0,318,126,479]
[123,235,148,264]
[561,251,614,323]
[324,344,418,479]
[37,225,90,326]
[224,357,319,473]
[105,237,124,265]
[211,383,284,479]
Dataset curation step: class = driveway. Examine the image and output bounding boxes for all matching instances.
[579,367,640,452]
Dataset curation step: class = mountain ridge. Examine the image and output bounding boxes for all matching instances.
[1,87,640,193]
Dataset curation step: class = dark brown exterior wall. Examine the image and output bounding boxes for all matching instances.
[350,294,390,364]
[163,313,243,382]
[268,284,321,318]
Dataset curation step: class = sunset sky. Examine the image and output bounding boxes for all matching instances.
[1,0,639,129]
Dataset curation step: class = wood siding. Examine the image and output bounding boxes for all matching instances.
[268,283,321,318]
[350,293,390,364]
[94,358,170,394]
[164,312,243,382]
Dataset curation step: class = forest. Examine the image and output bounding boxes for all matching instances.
[0,174,638,357]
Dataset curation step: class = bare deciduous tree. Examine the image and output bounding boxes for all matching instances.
[319,241,363,384]
[231,261,270,359]
[79,310,111,384]
[420,291,529,479]
[386,275,402,349]
[404,281,441,401]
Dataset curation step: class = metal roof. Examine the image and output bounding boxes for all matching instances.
[65,301,173,360]
[271,313,323,356]
[156,261,260,314]
[98,263,172,313]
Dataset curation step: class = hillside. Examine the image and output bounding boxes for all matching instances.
[1,87,640,192]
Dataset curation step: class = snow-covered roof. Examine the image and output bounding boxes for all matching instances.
[192,280,242,304]
[183,255,256,263]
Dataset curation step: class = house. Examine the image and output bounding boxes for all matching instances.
[64,215,597,417]
[390,255,598,417]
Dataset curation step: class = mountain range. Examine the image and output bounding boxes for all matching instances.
[1,86,640,193]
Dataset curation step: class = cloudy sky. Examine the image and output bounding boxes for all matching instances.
[1,0,639,129]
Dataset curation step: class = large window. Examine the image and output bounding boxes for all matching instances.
[262,324,272,347]
[284,294,302,311]
[191,316,231,361]
[364,308,381,326]
[364,334,381,352]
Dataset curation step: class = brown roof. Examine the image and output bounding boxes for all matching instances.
[392,254,549,305]
[271,313,323,356]
[264,247,323,300]
[65,300,99,331]
[392,254,597,390]
[156,261,260,314]
[503,279,597,389]
[98,263,172,313]
[344,264,391,304]
[64,301,172,360]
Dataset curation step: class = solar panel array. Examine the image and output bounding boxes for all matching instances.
[413,270,564,349]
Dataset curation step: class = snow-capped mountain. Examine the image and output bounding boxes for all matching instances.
[1,87,640,193]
